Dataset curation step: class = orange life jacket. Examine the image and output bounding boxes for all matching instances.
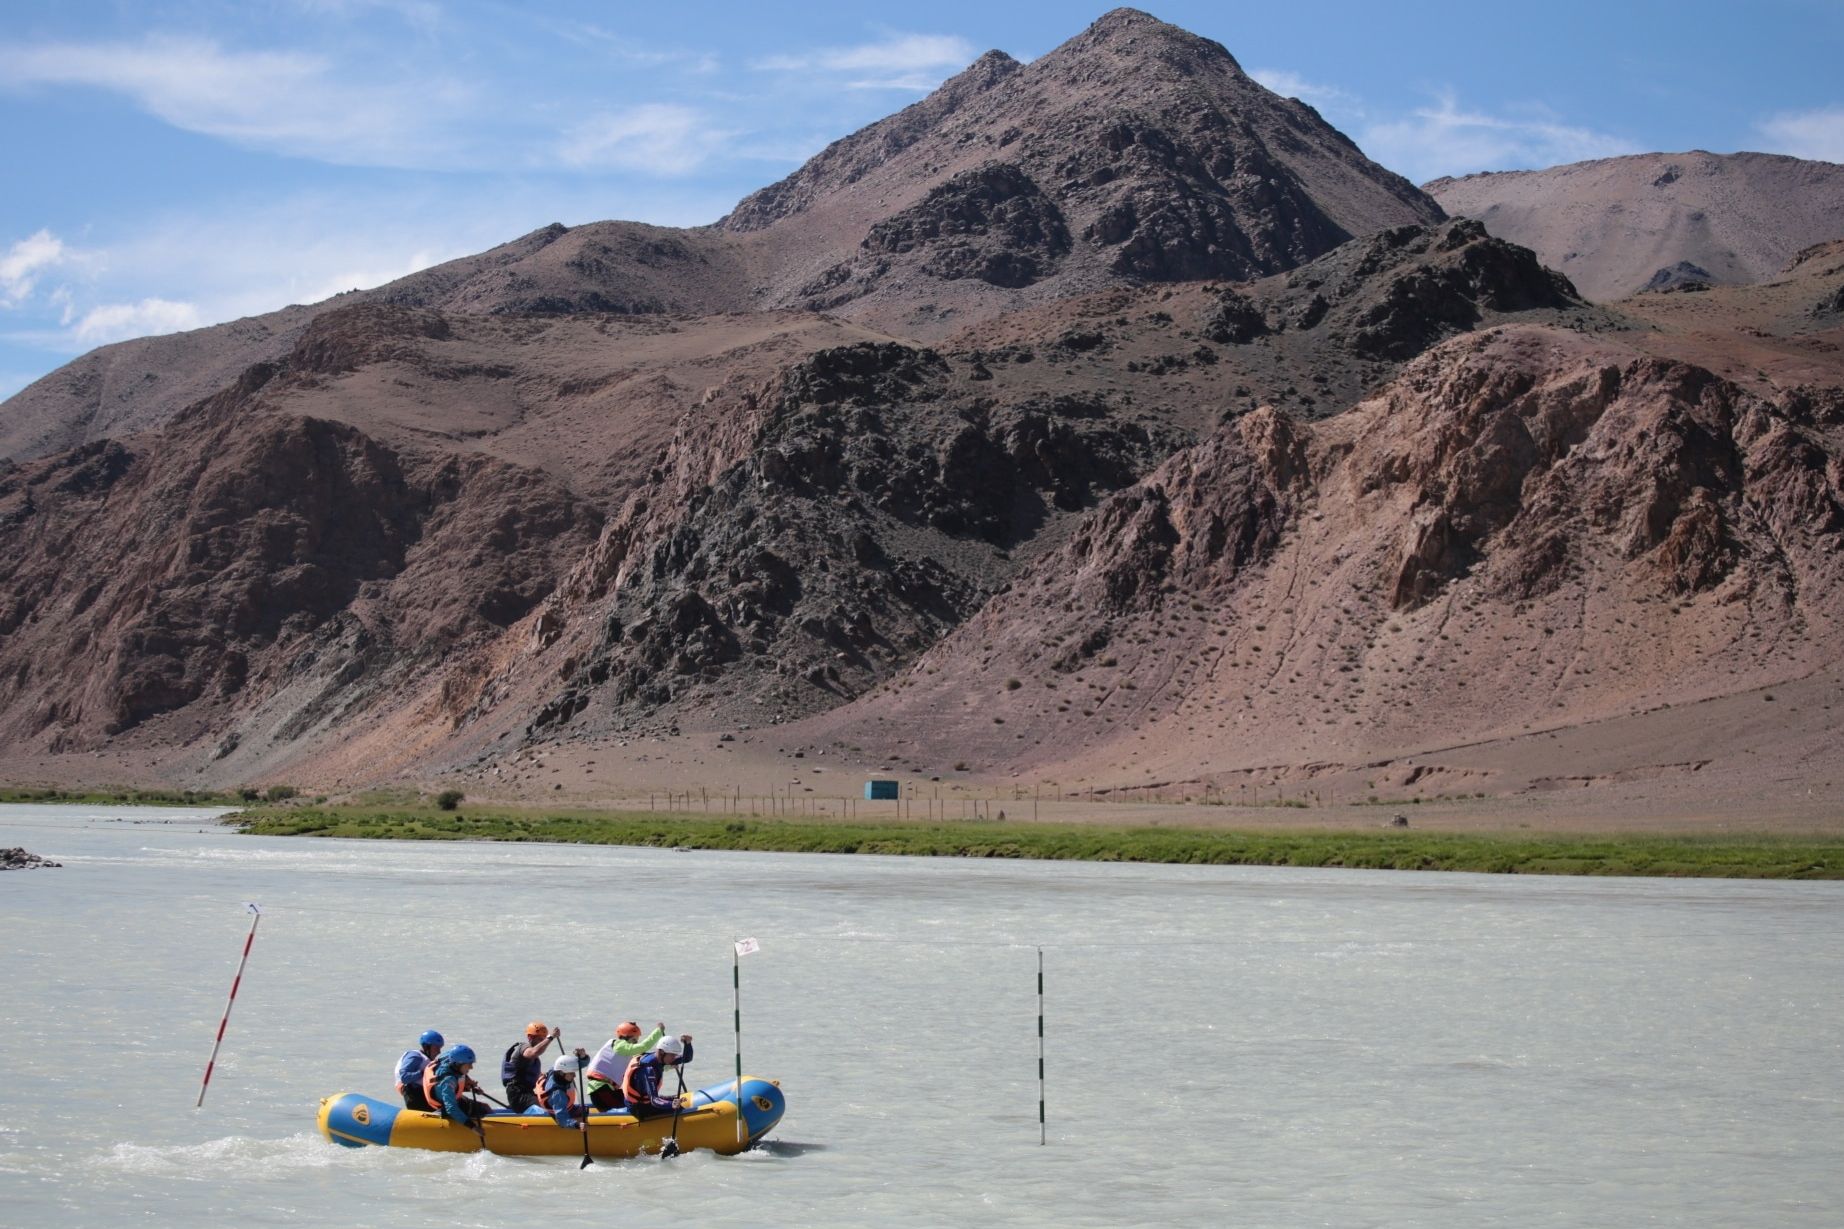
[544,1070,578,1116]
[423,1060,474,1115]
[623,1053,672,1107]
[421,1058,442,1110]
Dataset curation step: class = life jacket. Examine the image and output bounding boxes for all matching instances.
[503,1041,540,1089]
[421,1057,477,1116]
[395,1048,425,1094]
[586,1040,634,1088]
[543,1071,579,1116]
[623,1053,664,1107]
[421,1058,446,1114]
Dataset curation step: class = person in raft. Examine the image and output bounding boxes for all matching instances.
[621,1034,694,1120]
[424,1044,494,1128]
[530,1050,593,1128]
[394,1029,444,1111]
[501,1020,556,1113]
[585,1021,665,1110]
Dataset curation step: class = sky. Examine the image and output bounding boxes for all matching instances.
[3,0,1841,400]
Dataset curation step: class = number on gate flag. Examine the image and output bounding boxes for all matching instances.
[734,936,760,957]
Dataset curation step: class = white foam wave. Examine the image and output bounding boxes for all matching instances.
[104,1133,353,1177]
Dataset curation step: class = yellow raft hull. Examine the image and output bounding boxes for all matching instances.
[317,1077,785,1158]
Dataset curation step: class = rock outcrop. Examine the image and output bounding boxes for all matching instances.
[804,325,1844,783]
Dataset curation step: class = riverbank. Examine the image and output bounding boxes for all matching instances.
[232,806,1844,878]
[0,786,247,806]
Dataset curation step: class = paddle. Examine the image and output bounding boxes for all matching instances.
[660,1063,689,1160]
[575,1060,594,1169]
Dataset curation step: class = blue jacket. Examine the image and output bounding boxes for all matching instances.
[534,1071,589,1128]
[394,1049,429,1091]
[624,1042,693,1110]
[428,1054,478,1125]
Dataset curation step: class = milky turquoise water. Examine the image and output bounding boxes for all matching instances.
[1,803,1840,1227]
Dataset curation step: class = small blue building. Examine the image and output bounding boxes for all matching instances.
[864,779,900,800]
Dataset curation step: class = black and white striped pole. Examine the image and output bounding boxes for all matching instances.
[734,936,759,1149]
[1037,946,1046,1146]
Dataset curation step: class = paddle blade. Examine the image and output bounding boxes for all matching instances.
[660,1139,680,1160]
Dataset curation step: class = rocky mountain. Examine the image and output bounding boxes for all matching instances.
[1,10,1841,812]
[804,322,1844,792]
[1428,151,1844,302]
[2,7,1439,463]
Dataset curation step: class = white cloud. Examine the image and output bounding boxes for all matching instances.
[70,298,202,345]
[1358,92,1641,183]
[753,33,975,90]
[1,229,66,306]
[1249,68,1364,119]
[287,0,444,30]
[1756,106,1844,163]
[559,105,728,175]
[0,35,471,169]
[531,17,719,72]
[0,180,739,364]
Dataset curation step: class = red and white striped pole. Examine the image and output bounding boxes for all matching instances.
[196,902,262,1108]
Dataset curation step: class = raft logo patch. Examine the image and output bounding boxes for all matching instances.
[353,1104,371,1126]
[752,1095,773,1112]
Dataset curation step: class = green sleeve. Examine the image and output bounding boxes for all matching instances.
[620,1025,666,1057]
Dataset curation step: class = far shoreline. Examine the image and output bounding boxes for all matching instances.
[227,804,1844,880]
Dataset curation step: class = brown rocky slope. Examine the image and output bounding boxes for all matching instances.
[795,323,1844,800]
[1428,151,1844,302]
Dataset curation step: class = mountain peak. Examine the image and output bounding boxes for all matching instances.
[1062,7,1242,70]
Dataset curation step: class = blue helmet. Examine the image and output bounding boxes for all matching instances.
[419,1029,444,1047]
[446,1044,476,1065]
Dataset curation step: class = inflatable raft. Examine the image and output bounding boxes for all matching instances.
[317,1077,785,1158]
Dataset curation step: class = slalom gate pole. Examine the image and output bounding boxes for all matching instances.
[196,902,261,1108]
[732,936,759,1147]
[734,944,744,1148]
[1037,946,1046,1145]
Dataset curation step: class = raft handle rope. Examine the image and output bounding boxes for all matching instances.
[195,902,261,1109]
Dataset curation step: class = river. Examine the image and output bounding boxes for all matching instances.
[1,803,1840,1227]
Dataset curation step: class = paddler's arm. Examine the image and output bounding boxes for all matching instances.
[617,1024,666,1059]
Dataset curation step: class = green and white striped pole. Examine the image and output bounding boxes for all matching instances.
[734,936,759,1148]
[1037,946,1046,1146]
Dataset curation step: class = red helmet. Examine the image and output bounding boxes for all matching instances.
[615,1021,641,1040]
[526,1020,548,1037]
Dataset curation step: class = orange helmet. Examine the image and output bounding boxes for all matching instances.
[526,1020,548,1037]
[615,1021,641,1040]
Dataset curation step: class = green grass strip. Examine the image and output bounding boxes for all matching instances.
[230,806,1844,879]
[0,786,248,806]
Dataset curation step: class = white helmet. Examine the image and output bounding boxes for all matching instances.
[655,1036,685,1057]
[552,1054,582,1074]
